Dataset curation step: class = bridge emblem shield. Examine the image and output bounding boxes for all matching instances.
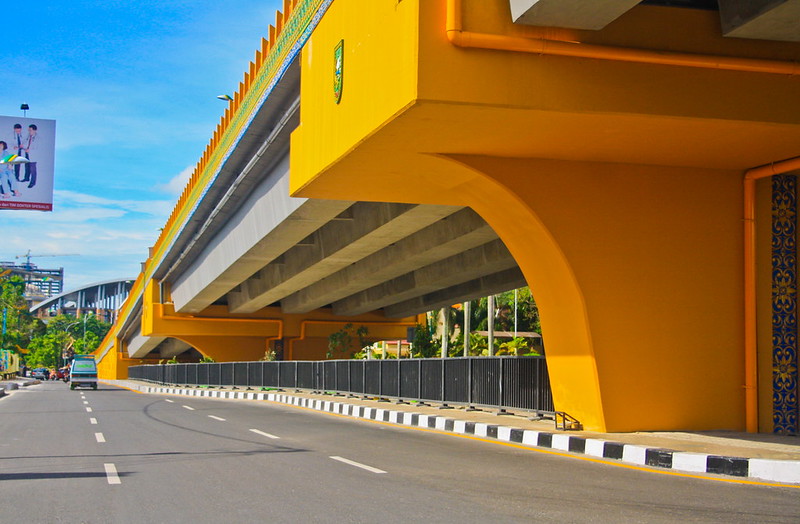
[334,39,344,104]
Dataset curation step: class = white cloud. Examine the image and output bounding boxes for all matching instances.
[0,189,173,288]
[156,165,194,195]
[1,1,287,291]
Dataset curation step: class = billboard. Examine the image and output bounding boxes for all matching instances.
[0,115,56,211]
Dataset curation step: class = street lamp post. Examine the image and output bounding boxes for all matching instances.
[83,313,90,350]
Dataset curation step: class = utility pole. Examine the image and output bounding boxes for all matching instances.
[488,295,495,356]
[441,307,449,358]
[463,301,471,357]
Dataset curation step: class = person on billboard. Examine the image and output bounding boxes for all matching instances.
[11,123,23,182]
[0,141,19,198]
[22,124,37,188]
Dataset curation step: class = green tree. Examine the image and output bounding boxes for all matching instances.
[327,323,369,359]
[0,276,46,355]
[412,319,439,358]
[26,332,64,369]
[465,287,541,335]
[26,313,111,368]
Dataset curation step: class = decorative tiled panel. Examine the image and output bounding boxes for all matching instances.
[772,174,798,435]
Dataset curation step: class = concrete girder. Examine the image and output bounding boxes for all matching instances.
[279,207,496,314]
[384,267,528,319]
[719,0,800,42]
[509,0,641,30]
[154,63,301,286]
[227,203,458,313]
[170,157,354,313]
[158,338,192,359]
[173,198,353,313]
[126,332,166,359]
[333,239,518,317]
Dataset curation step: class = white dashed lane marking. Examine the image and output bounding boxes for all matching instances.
[208,415,226,421]
[104,463,121,485]
[249,429,280,439]
[95,432,106,443]
[90,418,98,425]
[182,405,195,411]
[330,456,386,474]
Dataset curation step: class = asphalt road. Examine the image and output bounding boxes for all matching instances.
[1,381,799,523]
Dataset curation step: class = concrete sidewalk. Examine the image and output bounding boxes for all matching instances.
[104,379,800,486]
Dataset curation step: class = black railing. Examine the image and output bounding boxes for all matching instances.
[128,356,554,414]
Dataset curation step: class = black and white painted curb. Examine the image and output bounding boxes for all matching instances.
[132,384,800,485]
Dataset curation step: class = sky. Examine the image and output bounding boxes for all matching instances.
[0,0,284,291]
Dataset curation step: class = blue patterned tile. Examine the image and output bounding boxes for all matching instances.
[772,174,798,435]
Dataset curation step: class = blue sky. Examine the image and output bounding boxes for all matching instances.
[0,0,283,291]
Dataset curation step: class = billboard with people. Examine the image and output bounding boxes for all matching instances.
[0,115,56,211]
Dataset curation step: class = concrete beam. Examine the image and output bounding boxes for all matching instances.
[170,157,353,313]
[126,332,165,359]
[719,0,800,42]
[280,208,497,313]
[509,0,641,30]
[227,203,459,313]
[333,239,518,317]
[384,267,527,318]
[158,338,192,359]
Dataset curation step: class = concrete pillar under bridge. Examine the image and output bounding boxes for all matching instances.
[294,150,746,433]
[288,0,800,432]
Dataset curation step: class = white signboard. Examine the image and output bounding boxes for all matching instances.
[0,115,56,211]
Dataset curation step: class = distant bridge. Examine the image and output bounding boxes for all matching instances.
[31,279,134,324]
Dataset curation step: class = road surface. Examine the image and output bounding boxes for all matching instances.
[1,381,798,523]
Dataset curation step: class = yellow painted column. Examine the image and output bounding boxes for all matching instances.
[449,155,744,431]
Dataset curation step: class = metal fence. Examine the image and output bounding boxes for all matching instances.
[128,356,554,414]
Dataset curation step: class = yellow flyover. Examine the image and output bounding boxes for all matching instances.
[99,0,800,435]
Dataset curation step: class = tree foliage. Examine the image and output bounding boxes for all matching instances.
[23,313,111,368]
[466,287,541,334]
[0,276,46,353]
[327,323,369,359]
[434,287,542,357]
[411,320,437,358]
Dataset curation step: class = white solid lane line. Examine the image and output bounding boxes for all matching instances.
[208,415,226,421]
[182,405,195,411]
[95,432,106,443]
[329,456,386,474]
[104,463,121,485]
[90,418,98,425]
[249,429,280,439]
